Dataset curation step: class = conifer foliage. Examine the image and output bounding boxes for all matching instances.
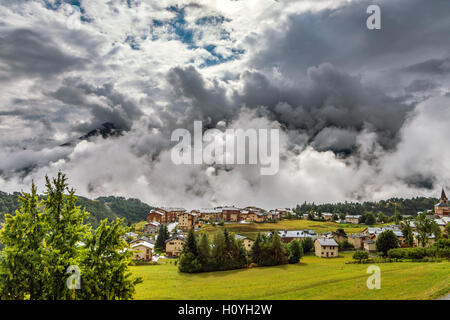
[0,172,141,300]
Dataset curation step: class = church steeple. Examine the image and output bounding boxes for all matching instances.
[440,187,448,203]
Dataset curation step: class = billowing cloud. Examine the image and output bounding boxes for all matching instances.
[0,0,449,209]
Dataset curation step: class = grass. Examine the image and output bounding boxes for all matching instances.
[131,252,450,300]
[200,219,387,240]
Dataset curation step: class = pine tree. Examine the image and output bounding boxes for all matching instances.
[0,183,48,299]
[0,172,142,300]
[250,233,264,265]
[79,219,142,300]
[197,233,211,271]
[270,231,288,265]
[184,228,198,256]
[155,224,166,252]
[288,240,303,264]
[178,228,201,273]
[42,172,88,299]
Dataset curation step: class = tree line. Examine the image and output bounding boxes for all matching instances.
[296,197,438,217]
[178,228,312,273]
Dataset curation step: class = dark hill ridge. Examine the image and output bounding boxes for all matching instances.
[61,122,124,147]
[0,191,154,227]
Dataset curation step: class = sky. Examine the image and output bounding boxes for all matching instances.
[0,0,449,209]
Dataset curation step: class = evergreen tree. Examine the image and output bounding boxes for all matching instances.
[250,233,264,265]
[178,228,201,273]
[79,219,142,300]
[288,240,303,264]
[0,183,48,299]
[164,225,170,240]
[269,232,288,265]
[155,224,166,252]
[41,173,88,299]
[0,172,141,300]
[184,228,198,256]
[211,230,226,268]
[197,233,211,270]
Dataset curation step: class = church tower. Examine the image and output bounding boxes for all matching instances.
[439,188,448,204]
[435,187,450,217]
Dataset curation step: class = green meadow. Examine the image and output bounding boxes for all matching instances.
[131,252,450,300]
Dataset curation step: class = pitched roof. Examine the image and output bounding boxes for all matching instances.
[198,208,221,214]
[165,235,186,243]
[160,207,186,212]
[131,241,154,249]
[149,209,165,216]
[278,230,317,238]
[316,238,338,246]
[348,233,366,238]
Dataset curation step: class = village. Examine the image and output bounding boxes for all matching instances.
[127,189,450,263]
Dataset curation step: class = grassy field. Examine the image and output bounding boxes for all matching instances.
[131,252,450,300]
[200,220,388,240]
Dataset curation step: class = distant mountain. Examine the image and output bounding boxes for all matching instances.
[61,122,124,147]
[0,191,154,227]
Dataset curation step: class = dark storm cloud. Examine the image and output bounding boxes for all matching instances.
[167,66,234,124]
[403,56,450,75]
[49,79,144,132]
[0,29,88,81]
[405,79,437,93]
[166,63,414,152]
[251,0,450,77]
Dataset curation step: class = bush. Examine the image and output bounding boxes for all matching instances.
[387,248,406,260]
[352,250,369,262]
[405,247,427,260]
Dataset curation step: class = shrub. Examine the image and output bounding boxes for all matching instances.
[353,250,369,262]
[387,248,406,260]
[405,247,427,260]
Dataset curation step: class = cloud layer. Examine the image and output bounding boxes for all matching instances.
[0,0,449,209]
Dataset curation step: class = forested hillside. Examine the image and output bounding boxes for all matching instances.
[296,197,438,216]
[0,191,153,227]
